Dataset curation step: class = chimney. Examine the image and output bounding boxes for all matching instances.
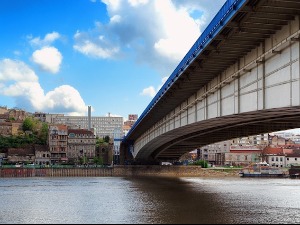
[88,106,92,131]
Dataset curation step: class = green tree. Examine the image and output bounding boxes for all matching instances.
[93,156,104,165]
[38,123,48,145]
[22,117,35,132]
[96,137,105,147]
[193,160,208,168]
[104,136,110,143]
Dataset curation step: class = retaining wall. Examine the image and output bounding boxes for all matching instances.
[0,166,240,178]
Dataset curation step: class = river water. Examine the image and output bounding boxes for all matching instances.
[0,177,299,224]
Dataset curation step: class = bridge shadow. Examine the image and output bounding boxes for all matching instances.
[125,176,232,224]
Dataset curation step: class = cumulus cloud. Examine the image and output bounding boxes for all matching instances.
[141,86,156,98]
[29,32,61,47]
[74,0,225,76]
[74,31,120,59]
[32,47,63,74]
[0,59,87,115]
[141,77,168,98]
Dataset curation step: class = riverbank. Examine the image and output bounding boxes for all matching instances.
[0,166,240,178]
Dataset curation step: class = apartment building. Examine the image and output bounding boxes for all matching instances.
[67,129,96,163]
[51,115,123,139]
[48,125,68,164]
[0,121,23,136]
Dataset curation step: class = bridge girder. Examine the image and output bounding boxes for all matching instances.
[124,0,300,163]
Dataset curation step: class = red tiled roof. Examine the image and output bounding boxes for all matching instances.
[56,125,68,131]
[230,150,262,153]
[263,147,284,155]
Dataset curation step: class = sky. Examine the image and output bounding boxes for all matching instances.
[0,0,228,119]
[1,0,300,134]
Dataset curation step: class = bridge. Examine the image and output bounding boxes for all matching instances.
[122,0,300,163]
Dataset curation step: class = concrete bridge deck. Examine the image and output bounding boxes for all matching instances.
[123,0,300,162]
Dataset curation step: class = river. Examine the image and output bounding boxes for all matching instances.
[0,177,299,224]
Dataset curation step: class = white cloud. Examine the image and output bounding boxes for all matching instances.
[43,85,87,115]
[141,86,156,98]
[0,59,87,116]
[74,0,225,76]
[0,59,38,82]
[140,77,168,98]
[128,0,149,7]
[73,36,119,59]
[29,32,61,47]
[102,0,121,11]
[32,47,63,74]
[153,1,200,62]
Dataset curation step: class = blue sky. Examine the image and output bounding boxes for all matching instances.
[2,0,300,136]
[0,0,229,119]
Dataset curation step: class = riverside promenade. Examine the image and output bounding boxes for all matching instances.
[0,166,240,178]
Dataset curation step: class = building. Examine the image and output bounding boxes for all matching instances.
[34,112,64,124]
[34,145,51,166]
[224,146,262,166]
[67,129,96,164]
[48,125,68,165]
[0,121,23,136]
[96,143,113,166]
[7,147,35,164]
[0,114,9,122]
[198,140,231,165]
[6,109,26,121]
[286,152,300,167]
[231,134,269,146]
[52,115,123,139]
[123,114,138,137]
[197,134,269,166]
[0,107,8,115]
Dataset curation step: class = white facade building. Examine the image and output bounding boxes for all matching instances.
[52,115,123,139]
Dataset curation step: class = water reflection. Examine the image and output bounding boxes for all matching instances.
[0,177,299,224]
[127,176,231,224]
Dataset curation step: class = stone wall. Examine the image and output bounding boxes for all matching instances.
[0,166,240,178]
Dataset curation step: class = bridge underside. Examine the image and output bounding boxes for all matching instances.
[135,107,300,161]
[125,0,300,163]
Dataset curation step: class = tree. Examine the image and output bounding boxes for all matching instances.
[104,136,110,143]
[93,156,104,165]
[38,123,48,145]
[193,160,208,168]
[22,117,35,132]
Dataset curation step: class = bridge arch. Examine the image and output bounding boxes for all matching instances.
[124,0,300,163]
[135,107,300,161]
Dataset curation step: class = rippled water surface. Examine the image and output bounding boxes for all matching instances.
[0,177,299,224]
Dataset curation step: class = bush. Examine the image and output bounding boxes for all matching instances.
[192,160,208,168]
